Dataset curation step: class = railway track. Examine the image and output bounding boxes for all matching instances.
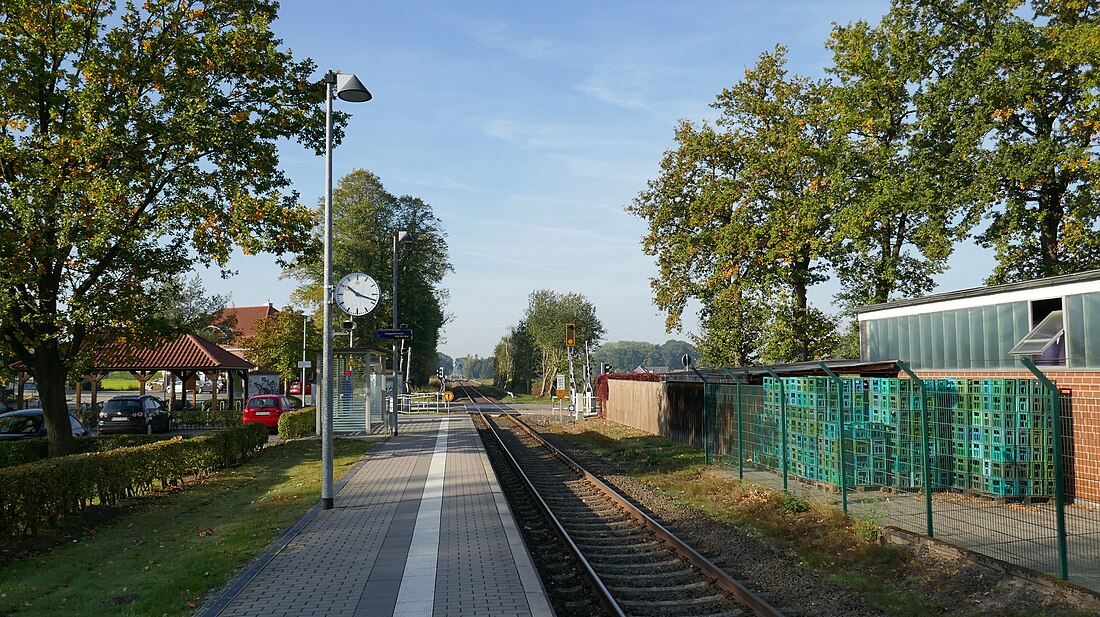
[462,382,787,617]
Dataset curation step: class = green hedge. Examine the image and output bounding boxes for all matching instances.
[0,434,174,469]
[277,407,316,441]
[0,422,268,534]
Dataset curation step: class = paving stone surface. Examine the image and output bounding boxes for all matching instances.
[206,415,551,617]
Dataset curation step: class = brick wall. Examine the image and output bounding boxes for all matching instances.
[915,370,1100,505]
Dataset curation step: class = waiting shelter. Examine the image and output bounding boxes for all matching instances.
[16,333,257,412]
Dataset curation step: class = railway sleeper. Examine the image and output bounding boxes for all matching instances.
[576,536,660,549]
[568,531,651,545]
[608,580,712,597]
[600,570,701,585]
[615,594,736,613]
[588,557,688,574]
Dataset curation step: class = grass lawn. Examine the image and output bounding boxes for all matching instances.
[0,438,373,617]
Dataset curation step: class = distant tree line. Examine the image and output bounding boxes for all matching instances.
[591,340,697,373]
[631,0,1100,367]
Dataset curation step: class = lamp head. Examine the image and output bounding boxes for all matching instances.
[396,230,414,243]
[335,73,372,103]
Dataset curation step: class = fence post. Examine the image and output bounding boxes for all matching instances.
[819,363,848,515]
[1019,357,1069,581]
[722,369,744,480]
[690,367,710,465]
[763,367,788,491]
[896,361,933,539]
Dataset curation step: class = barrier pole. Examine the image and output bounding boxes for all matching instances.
[1019,357,1068,581]
[691,367,710,465]
[721,369,744,480]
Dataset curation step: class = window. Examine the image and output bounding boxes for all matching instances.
[1009,310,1065,356]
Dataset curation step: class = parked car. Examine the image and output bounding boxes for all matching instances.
[288,380,312,395]
[242,395,296,431]
[98,395,172,434]
[0,408,96,441]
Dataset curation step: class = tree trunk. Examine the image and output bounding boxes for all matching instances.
[35,343,75,457]
[1038,190,1062,276]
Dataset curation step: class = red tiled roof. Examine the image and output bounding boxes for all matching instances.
[211,304,279,343]
[94,334,256,371]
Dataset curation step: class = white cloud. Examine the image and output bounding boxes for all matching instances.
[466,20,568,63]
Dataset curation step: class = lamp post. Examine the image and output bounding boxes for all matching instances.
[321,70,371,510]
[301,315,311,405]
[391,230,413,436]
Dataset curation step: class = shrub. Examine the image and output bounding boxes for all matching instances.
[278,407,316,441]
[0,434,175,469]
[0,423,268,534]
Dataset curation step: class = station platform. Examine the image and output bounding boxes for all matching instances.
[201,415,553,617]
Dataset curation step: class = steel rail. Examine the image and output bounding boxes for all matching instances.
[476,406,626,617]
[493,404,786,617]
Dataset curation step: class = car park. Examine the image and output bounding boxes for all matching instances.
[98,395,172,434]
[242,394,295,431]
[0,408,96,440]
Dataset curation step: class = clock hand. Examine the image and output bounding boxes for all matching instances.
[341,284,370,300]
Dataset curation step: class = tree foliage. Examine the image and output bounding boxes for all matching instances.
[826,15,975,309]
[891,0,1100,283]
[592,339,697,372]
[521,290,604,396]
[0,0,328,455]
[631,48,840,364]
[243,308,320,382]
[287,169,452,386]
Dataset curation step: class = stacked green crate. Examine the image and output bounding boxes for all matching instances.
[755,378,783,468]
[975,378,1054,497]
[757,375,1054,498]
[925,378,965,489]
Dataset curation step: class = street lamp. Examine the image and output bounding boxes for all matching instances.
[321,70,371,511]
[391,230,413,436]
[301,315,311,406]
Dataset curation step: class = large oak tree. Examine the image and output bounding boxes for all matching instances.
[0,0,331,455]
[287,169,452,386]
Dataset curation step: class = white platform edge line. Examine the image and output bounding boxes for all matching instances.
[393,418,449,617]
[472,415,556,617]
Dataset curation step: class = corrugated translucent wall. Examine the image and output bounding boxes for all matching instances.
[863,302,1030,369]
[862,292,1100,369]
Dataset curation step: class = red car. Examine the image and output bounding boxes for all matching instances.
[288,380,312,395]
[242,395,296,431]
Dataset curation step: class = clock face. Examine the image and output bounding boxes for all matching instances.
[334,272,381,317]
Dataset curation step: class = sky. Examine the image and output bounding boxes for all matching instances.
[198,0,996,359]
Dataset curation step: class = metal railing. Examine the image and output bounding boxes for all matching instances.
[402,392,466,414]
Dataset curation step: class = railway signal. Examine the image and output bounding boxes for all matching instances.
[565,322,576,348]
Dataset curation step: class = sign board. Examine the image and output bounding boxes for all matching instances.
[555,373,566,399]
[297,360,312,369]
[376,328,413,340]
[443,390,455,402]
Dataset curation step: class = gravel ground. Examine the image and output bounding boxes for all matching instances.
[527,416,1098,617]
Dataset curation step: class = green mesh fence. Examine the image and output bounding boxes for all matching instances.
[702,375,1100,590]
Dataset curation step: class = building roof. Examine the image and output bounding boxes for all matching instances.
[211,303,279,344]
[855,269,1100,316]
[93,334,256,371]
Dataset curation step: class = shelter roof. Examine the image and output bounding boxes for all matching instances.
[93,334,256,372]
